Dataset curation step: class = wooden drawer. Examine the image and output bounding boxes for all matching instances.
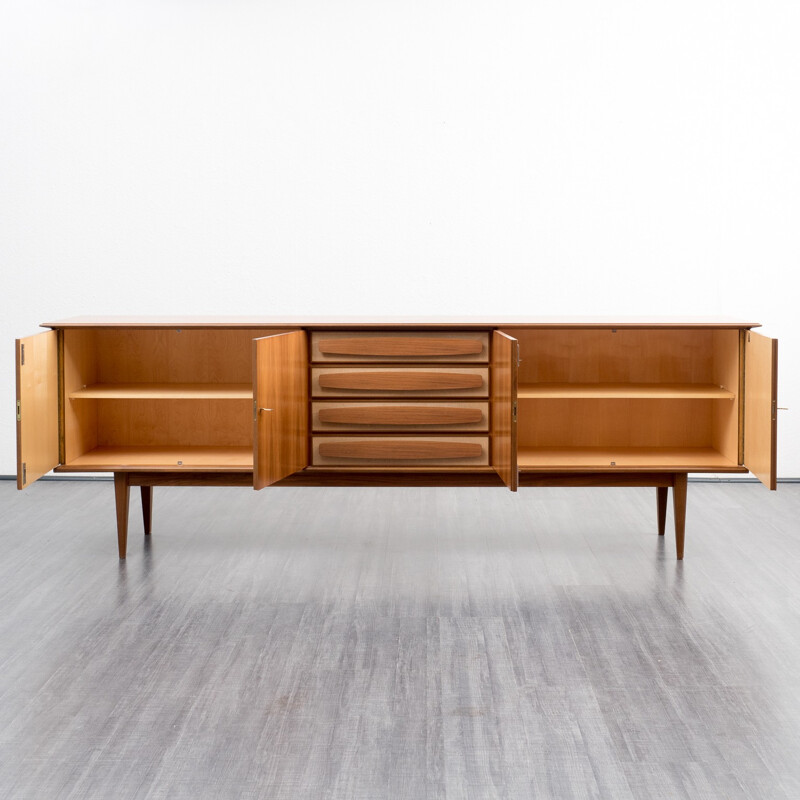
[311,367,489,397]
[310,331,489,362]
[312,402,489,432]
[312,436,489,466]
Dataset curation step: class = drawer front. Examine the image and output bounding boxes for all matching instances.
[312,402,489,432]
[311,331,489,362]
[312,436,489,466]
[311,367,489,397]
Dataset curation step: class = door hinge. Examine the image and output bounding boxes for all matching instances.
[253,400,257,422]
[17,400,21,421]
[772,400,777,420]
[22,462,26,484]
[512,401,517,423]
[20,344,25,366]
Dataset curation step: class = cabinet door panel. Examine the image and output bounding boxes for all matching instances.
[253,331,308,489]
[491,330,519,491]
[744,330,777,490]
[16,330,60,488]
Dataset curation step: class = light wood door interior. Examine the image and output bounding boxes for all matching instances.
[253,331,309,489]
[744,330,778,489]
[491,331,518,490]
[16,330,60,488]
[61,328,282,470]
[513,328,742,470]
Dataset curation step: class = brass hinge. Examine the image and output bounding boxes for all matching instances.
[22,462,26,484]
[20,344,25,366]
[773,400,777,420]
[253,400,257,422]
[17,400,21,421]
[512,401,517,423]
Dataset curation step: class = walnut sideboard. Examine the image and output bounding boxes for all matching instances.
[15,317,778,560]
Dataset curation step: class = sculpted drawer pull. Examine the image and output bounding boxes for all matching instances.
[318,406,483,426]
[317,337,484,357]
[317,440,484,460]
[318,371,484,391]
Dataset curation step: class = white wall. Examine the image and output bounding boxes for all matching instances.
[2,0,798,476]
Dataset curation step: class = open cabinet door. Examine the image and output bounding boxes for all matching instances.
[253,331,308,489]
[16,330,60,489]
[491,330,519,491]
[743,330,778,490]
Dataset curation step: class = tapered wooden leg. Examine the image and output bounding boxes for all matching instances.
[673,473,688,560]
[657,486,668,536]
[114,473,130,559]
[141,486,153,536]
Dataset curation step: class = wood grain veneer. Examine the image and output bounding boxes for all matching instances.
[711,329,741,465]
[516,329,720,384]
[517,446,744,472]
[254,331,308,489]
[744,330,778,489]
[311,331,489,362]
[63,328,98,464]
[41,315,762,328]
[517,382,735,399]
[58,445,254,471]
[70,383,252,400]
[312,367,488,397]
[517,398,717,448]
[93,328,282,383]
[15,330,60,487]
[320,441,483,460]
[313,437,489,466]
[491,330,518,491]
[313,402,488,431]
[95,400,252,447]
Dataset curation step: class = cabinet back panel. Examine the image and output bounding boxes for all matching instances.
[517,329,717,384]
[93,329,284,383]
[518,399,713,448]
[96,400,252,447]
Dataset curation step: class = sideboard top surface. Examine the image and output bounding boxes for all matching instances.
[41,316,762,330]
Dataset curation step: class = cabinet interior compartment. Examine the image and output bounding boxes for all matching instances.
[61,328,281,470]
[513,328,743,470]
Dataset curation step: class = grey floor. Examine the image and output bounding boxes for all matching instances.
[1,480,800,799]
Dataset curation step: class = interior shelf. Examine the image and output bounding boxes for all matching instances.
[69,383,252,400]
[517,446,745,472]
[57,446,254,471]
[517,383,735,400]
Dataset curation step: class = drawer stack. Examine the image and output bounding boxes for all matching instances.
[310,331,490,466]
